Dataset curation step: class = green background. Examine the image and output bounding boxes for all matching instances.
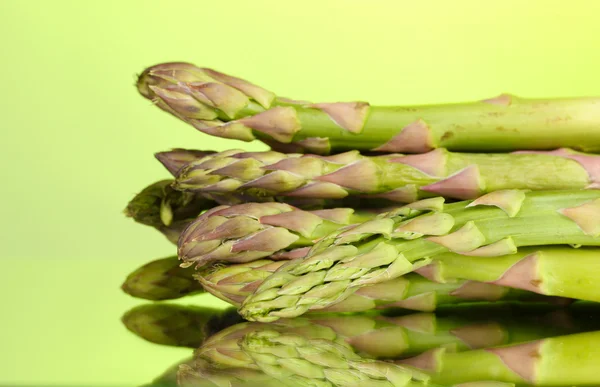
[2,0,599,385]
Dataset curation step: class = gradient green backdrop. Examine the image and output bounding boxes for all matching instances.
[2,0,600,385]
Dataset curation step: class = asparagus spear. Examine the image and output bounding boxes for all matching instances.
[173,148,600,203]
[198,259,569,312]
[180,356,509,387]
[137,62,600,155]
[416,246,600,302]
[398,330,600,386]
[178,202,379,267]
[125,180,217,244]
[119,251,569,308]
[154,149,301,207]
[121,302,600,359]
[121,256,205,300]
[193,318,433,387]
[121,303,241,347]
[121,248,594,315]
[157,356,515,387]
[125,178,386,249]
[239,190,600,321]
[190,319,600,386]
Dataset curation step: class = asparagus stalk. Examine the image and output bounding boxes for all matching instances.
[137,62,600,155]
[193,318,433,387]
[157,148,405,209]
[173,148,600,203]
[178,202,379,267]
[125,180,217,244]
[239,190,600,321]
[416,246,600,302]
[121,256,204,300]
[122,302,600,359]
[125,178,387,249]
[399,330,600,386]
[198,259,569,312]
[121,247,593,314]
[119,252,568,308]
[180,357,509,387]
[121,303,241,347]
[239,330,433,387]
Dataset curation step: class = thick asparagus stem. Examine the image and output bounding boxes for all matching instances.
[137,62,600,155]
[121,256,204,300]
[399,330,600,386]
[173,148,600,203]
[198,260,569,312]
[121,247,594,313]
[416,246,600,301]
[125,180,217,244]
[239,190,600,321]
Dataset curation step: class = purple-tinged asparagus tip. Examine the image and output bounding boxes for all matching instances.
[155,149,215,176]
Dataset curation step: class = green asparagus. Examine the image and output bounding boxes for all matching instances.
[173,148,600,203]
[137,62,600,155]
[122,250,596,315]
[119,252,569,308]
[121,256,204,300]
[180,353,509,387]
[142,305,600,386]
[416,246,600,301]
[122,302,600,358]
[399,330,600,386]
[157,149,404,209]
[125,180,216,244]
[121,303,240,347]
[239,190,600,321]
[194,318,433,387]
[198,260,569,312]
[178,360,283,387]
[178,202,378,267]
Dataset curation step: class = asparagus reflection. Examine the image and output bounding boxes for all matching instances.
[126,303,600,387]
[122,255,573,314]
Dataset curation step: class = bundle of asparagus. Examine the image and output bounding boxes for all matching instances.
[123,61,600,386]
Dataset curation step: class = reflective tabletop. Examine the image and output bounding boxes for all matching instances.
[6,257,598,387]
